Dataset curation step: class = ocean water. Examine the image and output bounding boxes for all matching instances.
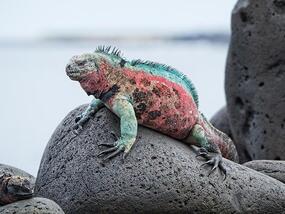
[0,41,228,176]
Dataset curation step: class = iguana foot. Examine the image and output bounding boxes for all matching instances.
[98,144,124,161]
[98,138,135,161]
[200,153,227,179]
[72,113,91,135]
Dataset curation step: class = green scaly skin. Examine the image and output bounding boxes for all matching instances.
[66,46,239,177]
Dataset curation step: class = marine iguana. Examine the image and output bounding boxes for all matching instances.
[66,46,239,175]
[0,174,33,205]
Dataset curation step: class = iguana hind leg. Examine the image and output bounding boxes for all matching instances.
[184,124,227,177]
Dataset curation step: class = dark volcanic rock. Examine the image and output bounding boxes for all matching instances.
[225,0,285,161]
[210,106,233,139]
[0,197,65,213]
[35,105,285,213]
[244,160,285,183]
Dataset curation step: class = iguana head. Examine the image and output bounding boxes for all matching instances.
[66,53,98,81]
[0,174,34,205]
[66,46,125,96]
[66,46,124,81]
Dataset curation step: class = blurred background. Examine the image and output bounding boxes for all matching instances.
[0,0,236,176]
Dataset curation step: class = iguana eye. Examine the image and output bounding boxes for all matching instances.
[77,60,87,66]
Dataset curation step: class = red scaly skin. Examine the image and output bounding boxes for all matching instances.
[114,60,236,162]
[80,71,110,97]
[119,68,199,139]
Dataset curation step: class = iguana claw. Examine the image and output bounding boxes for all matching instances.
[97,133,118,147]
[200,153,227,179]
[110,131,119,140]
[98,144,124,161]
[75,114,82,123]
[98,146,117,156]
[72,124,83,135]
[70,99,104,136]
[98,137,134,161]
[72,114,88,135]
[98,143,115,147]
[219,162,227,180]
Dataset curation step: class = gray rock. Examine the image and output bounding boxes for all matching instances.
[0,197,65,214]
[0,164,35,183]
[35,106,285,213]
[210,107,250,163]
[244,160,285,183]
[225,0,285,161]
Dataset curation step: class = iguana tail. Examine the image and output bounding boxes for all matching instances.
[200,113,239,163]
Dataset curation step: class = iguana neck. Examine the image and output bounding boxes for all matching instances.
[79,71,110,98]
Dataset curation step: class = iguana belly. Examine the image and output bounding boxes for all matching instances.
[128,70,199,139]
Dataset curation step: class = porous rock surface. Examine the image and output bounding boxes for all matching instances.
[0,163,35,184]
[244,160,285,183]
[225,0,285,161]
[35,105,285,213]
[0,197,65,214]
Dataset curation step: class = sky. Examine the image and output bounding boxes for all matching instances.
[0,0,237,39]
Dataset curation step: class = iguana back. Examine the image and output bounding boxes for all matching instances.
[129,60,199,108]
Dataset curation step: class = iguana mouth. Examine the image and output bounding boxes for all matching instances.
[67,73,81,81]
[67,71,79,77]
[68,70,95,81]
[66,63,79,79]
[66,67,84,80]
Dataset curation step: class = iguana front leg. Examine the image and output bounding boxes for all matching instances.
[73,98,104,134]
[98,98,137,160]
